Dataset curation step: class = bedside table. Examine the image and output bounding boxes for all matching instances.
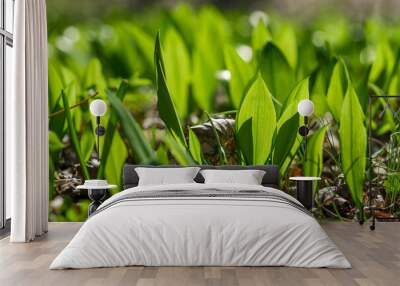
[76,181,117,216]
[289,177,321,210]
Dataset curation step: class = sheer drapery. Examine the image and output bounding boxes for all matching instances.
[8,0,48,242]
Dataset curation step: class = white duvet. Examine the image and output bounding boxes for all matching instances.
[50,183,351,269]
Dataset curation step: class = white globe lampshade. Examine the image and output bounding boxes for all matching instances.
[297,99,315,117]
[90,99,107,117]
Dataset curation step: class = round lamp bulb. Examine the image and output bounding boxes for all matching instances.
[297,99,314,117]
[90,99,107,117]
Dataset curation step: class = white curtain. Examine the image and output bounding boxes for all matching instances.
[8,0,49,242]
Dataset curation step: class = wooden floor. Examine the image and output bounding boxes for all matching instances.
[0,222,399,286]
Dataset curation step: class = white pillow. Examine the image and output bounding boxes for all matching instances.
[135,167,201,186]
[200,169,266,185]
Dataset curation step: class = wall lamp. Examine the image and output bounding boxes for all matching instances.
[90,99,107,162]
[297,99,315,162]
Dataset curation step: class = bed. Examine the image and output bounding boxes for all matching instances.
[50,165,351,269]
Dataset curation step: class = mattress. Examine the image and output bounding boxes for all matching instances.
[50,183,351,269]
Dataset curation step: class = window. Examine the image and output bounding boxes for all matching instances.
[0,0,14,231]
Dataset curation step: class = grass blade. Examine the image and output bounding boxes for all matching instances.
[105,132,128,191]
[188,128,204,164]
[304,126,328,177]
[154,31,187,146]
[326,58,349,122]
[163,133,195,165]
[48,61,63,113]
[107,91,157,164]
[97,81,129,179]
[163,27,191,118]
[340,84,366,210]
[62,89,90,180]
[80,128,95,163]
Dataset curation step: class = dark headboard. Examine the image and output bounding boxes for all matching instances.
[123,165,280,190]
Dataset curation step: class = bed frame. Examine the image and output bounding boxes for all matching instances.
[122,165,280,190]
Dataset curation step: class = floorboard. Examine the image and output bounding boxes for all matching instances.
[0,221,399,286]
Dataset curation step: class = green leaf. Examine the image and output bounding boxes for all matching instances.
[192,49,217,111]
[273,114,300,171]
[206,113,228,165]
[384,49,400,94]
[236,74,276,164]
[84,58,107,95]
[310,66,330,117]
[340,85,366,209]
[196,7,228,67]
[169,3,197,48]
[163,28,191,118]
[49,102,66,139]
[129,25,154,68]
[304,126,328,177]
[154,32,186,146]
[260,43,295,111]
[107,91,157,164]
[273,78,309,171]
[274,23,298,69]
[369,40,395,86]
[278,78,309,128]
[49,131,64,153]
[251,20,271,61]
[326,58,349,121]
[61,66,79,95]
[98,81,129,179]
[188,128,203,164]
[48,61,63,112]
[105,132,128,192]
[156,144,170,165]
[191,7,228,112]
[224,45,254,108]
[280,134,303,177]
[163,133,195,166]
[356,65,371,113]
[80,128,95,163]
[114,24,142,77]
[61,88,90,180]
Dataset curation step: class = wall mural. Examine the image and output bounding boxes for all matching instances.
[47,3,400,221]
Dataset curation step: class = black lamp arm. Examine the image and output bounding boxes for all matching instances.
[95,116,106,162]
[298,116,309,173]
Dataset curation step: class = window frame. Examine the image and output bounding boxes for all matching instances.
[0,0,13,232]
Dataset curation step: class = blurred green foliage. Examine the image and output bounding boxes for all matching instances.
[48,3,400,221]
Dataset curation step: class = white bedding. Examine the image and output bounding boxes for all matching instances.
[50,183,351,269]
